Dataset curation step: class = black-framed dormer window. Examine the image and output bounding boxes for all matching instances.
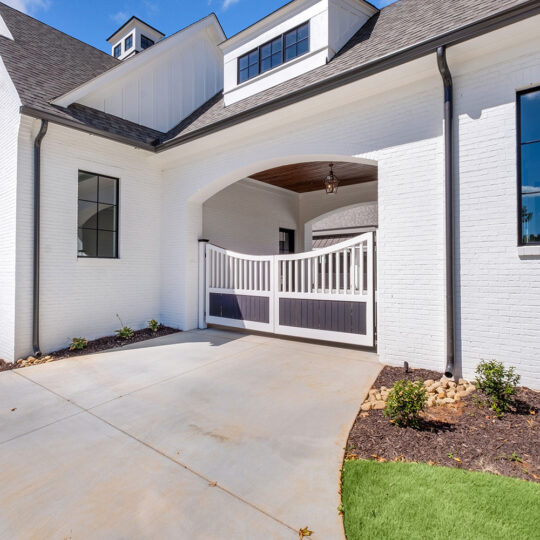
[238,21,310,84]
[113,44,122,58]
[141,35,155,50]
[78,171,119,258]
[518,87,540,245]
[124,34,133,51]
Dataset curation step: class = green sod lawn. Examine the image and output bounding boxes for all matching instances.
[342,461,540,540]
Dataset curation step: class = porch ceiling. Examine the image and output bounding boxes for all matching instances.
[249,161,377,193]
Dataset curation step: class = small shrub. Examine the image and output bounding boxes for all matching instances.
[115,314,134,341]
[384,379,427,428]
[148,319,160,332]
[475,360,520,417]
[69,337,88,351]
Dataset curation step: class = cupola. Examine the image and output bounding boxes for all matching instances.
[107,16,165,60]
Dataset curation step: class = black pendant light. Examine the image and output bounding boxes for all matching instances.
[324,163,339,194]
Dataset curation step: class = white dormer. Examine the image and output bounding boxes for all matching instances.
[54,15,225,133]
[107,16,165,60]
[220,0,377,106]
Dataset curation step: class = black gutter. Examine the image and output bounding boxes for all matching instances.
[18,1,540,154]
[157,0,540,152]
[32,119,48,357]
[436,46,455,379]
[20,106,156,152]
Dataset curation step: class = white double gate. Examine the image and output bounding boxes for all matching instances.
[199,232,375,347]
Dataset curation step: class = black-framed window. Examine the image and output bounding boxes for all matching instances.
[279,228,295,254]
[518,87,540,245]
[78,171,119,258]
[124,34,133,50]
[141,35,155,50]
[113,43,122,58]
[238,21,309,84]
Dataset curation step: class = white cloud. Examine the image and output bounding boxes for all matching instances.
[3,0,50,14]
[110,10,129,25]
[222,0,239,10]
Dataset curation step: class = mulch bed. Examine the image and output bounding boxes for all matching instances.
[347,366,540,483]
[0,326,180,372]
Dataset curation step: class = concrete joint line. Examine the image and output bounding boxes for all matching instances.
[85,407,298,535]
[11,346,297,534]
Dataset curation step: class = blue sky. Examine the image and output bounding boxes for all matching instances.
[4,0,397,53]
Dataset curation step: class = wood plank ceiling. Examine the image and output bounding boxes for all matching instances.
[250,161,377,193]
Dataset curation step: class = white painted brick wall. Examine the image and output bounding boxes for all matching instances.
[160,70,447,368]
[450,32,540,388]
[203,179,299,255]
[0,57,20,362]
[13,122,163,359]
[3,16,538,388]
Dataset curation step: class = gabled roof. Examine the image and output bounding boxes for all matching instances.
[0,3,118,118]
[0,3,159,146]
[159,0,534,149]
[106,16,164,43]
[1,0,539,152]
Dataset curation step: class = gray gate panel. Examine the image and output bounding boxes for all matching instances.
[209,293,269,323]
[278,298,366,335]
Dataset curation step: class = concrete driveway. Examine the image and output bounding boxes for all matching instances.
[0,329,380,539]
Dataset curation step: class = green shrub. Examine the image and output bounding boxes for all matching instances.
[115,314,134,340]
[384,379,427,428]
[69,337,88,351]
[475,360,520,417]
[148,319,160,332]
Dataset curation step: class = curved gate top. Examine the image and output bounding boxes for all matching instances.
[198,233,375,347]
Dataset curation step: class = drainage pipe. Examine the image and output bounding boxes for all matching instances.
[32,119,48,356]
[436,46,455,378]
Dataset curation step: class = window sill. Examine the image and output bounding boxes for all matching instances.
[518,246,540,258]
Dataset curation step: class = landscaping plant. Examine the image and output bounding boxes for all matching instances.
[475,359,520,417]
[384,379,427,428]
[69,337,88,351]
[148,319,160,332]
[115,315,134,340]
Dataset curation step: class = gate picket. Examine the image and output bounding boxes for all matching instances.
[201,233,375,346]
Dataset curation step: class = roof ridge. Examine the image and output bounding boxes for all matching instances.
[0,1,118,63]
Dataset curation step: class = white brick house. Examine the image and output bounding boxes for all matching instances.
[0,0,539,388]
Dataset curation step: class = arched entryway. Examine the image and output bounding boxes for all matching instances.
[196,157,378,347]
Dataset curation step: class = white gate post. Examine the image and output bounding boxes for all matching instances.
[198,239,209,329]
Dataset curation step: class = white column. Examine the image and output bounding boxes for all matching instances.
[198,239,209,329]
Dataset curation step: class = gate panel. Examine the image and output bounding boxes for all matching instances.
[201,233,375,346]
[204,244,274,333]
[274,233,374,346]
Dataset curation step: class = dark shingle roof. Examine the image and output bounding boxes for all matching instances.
[0,2,162,147]
[162,0,528,145]
[0,0,535,151]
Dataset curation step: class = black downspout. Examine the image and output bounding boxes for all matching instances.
[33,120,48,356]
[437,46,455,379]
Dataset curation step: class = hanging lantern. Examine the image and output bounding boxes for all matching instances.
[324,163,339,194]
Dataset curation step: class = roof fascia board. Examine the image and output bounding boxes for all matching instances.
[54,14,225,108]
[157,0,540,152]
[220,0,377,49]
[20,106,157,152]
[107,16,164,42]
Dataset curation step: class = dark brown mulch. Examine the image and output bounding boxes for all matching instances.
[0,326,180,372]
[51,326,180,359]
[347,366,540,483]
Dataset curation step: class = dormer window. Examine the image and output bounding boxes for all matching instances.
[237,21,310,84]
[141,35,155,50]
[107,17,164,59]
